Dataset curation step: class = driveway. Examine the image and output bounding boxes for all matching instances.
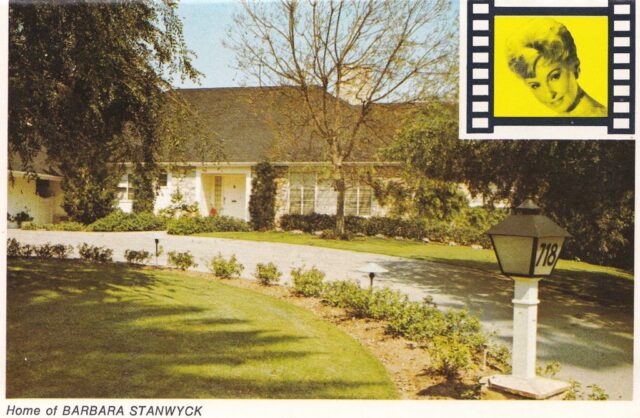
[7,230,634,400]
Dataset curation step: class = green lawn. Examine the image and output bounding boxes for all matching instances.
[196,231,633,283]
[7,259,397,399]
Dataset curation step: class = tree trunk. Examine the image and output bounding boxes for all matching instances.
[334,167,346,236]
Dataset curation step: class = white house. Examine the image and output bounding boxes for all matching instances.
[11,87,481,226]
[7,171,66,227]
[113,87,408,221]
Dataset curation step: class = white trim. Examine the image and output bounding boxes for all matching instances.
[195,169,203,216]
[8,170,63,181]
[244,172,252,222]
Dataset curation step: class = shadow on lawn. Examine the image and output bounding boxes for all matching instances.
[376,257,633,374]
[7,259,389,399]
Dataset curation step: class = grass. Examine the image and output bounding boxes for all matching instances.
[7,259,397,399]
[196,231,633,282]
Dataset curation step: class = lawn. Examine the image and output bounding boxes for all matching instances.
[6,259,397,399]
[196,231,633,282]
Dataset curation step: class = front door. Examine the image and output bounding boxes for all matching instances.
[221,175,245,219]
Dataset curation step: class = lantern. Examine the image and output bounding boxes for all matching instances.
[487,199,571,277]
[484,200,572,399]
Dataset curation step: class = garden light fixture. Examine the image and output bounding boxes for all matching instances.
[357,263,388,289]
[154,233,161,265]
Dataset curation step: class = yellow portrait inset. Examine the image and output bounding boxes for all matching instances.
[494,16,608,117]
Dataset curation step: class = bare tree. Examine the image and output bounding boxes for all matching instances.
[227,0,456,234]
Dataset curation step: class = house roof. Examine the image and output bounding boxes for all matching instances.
[8,86,418,175]
[8,151,61,177]
[167,86,416,164]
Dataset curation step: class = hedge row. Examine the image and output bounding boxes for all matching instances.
[288,267,504,377]
[280,214,492,247]
[88,211,167,232]
[166,215,251,235]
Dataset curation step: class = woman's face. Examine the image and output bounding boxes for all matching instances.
[523,58,579,113]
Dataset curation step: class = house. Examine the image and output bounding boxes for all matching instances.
[7,154,66,227]
[8,87,411,226]
[115,87,411,222]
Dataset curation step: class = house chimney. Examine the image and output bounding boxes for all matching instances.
[340,65,373,105]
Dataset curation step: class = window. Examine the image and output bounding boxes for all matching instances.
[289,172,316,215]
[117,175,136,201]
[158,171,168,187]
[35,179,53,198]
[345,184,372,216]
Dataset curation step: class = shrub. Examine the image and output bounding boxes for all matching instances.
[19,244,36,257]
[43,221,86,231]
[280,213,335,232]
[166,215,250,235]
[279,212,498,247]
[50,244,74,259]
[167,250,197,270]
[443,309,487,353]
[429,336,475,378]
[486,342,511,372]
[385,300,448,342]
[157,190,199,219]
[207,253,244,279]
[34,243,56,258]
[322,280,363,308]
[249,162,277,230]
[124,249,152,264]
[78,243,113,262]
[254,262,281,286]
[20,223,40,230]
[291,267,325,297]
[366,288,410,320]
[7,238,21,258]
[8,210,33,228]
[564,380,609,400]
[88,210,166,232]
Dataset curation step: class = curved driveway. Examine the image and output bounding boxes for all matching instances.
[7,230,634,400]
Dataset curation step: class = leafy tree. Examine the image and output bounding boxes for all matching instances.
[249,162,277,231]
[9,0,200,222]
[61,164,119,225]
[228,0,456,234]
[387,103,634,268]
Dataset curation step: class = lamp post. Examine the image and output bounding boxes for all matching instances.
[486,199,571,399]
[357,263,388,289]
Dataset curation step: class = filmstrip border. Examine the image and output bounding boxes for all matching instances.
[464,0,636,136]
[609,0,635,134]
[466,0,494,134]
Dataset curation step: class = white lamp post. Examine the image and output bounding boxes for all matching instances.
[357,263,388,289]
[486,200,571,399]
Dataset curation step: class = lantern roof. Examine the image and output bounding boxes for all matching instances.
[357,263,389,274]
[487,202,571,238]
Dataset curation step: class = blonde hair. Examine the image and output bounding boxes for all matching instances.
[505,18,580,79]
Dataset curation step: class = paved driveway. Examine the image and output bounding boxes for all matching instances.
[7,230,634,400]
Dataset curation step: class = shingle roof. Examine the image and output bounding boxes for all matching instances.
[169,87,415,163]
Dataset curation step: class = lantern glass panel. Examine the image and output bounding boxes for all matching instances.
[492,235,534,276]
[532,237,565,276]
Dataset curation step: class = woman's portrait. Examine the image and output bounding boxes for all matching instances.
[494,16,608,118]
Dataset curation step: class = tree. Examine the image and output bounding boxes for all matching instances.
[9,0,200,222]
[249,162,278,231]
[387,103,635,269]
[228,0,456,234]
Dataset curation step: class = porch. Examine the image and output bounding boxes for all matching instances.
[197,168,252,221]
